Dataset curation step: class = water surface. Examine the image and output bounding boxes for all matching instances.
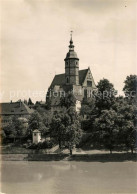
[1,161,137,194]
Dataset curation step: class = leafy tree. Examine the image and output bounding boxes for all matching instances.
[123,75,137,94]
[113,97,137,153]
[94,79,117,113]
[80,104,91,118]
[93,109,119,154]
[66,120,82,155]
[45,99,51,110]
[34,108,52,135]
[28,98,34,105]
[28,112,42,130]
[50,108,82,154]
[28,111,49,137]
[67,107,78,123]
[35,100,51,110]
[123,75,137,103]
[42,111,52,128]
[80,98,97,132]
[3,120,17,142]
[50,110,71,148]
[9,116,28,142]
[60,92,76,109]
[0,130,6,143]
[16,120,27,139]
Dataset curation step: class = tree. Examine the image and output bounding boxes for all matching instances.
[0,130,6,143]
[16,120,27,140]
[123,75,137,94]
[29,111,50,138]
[123,75,137,102]
[50,110,71,148]
[9,116,28,142]
[28,98,34,105]
[3,119,17,142]
[66,120,82,155]
[50,108,82,154]
[93,109,119,154]
[60,92,76,109]
[28,112,42,130]
[45,99,51,110]
[80,98,95,118]
[113,97,137,153]
[94,79,117,113]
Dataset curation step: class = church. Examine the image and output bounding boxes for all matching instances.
[46,34,96,112]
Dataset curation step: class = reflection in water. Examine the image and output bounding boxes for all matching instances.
[1,161,137,194]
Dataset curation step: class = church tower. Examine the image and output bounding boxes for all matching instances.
[64,32,79,85]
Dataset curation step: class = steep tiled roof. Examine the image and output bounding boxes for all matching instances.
[50,73,65,87]
[79,69,88,85]
[0,101,34,115]
[50,69,88,88]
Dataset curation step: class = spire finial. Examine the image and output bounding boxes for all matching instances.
[70,30,73,40]
[69,30,74,50]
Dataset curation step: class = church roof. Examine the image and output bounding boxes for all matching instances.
[65,50,78,59]
[50,69,88,88]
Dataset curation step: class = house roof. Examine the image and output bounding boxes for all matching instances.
[50,69,88,88]
[33,129,40,133]
[0,101,34,115]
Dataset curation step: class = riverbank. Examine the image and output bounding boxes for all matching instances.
[1,153,136,162]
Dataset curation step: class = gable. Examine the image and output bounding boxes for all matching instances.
[82,68,96,88]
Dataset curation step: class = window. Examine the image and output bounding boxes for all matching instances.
[87,81,92,87]
[66,77,69,83]
[34,133,36,136]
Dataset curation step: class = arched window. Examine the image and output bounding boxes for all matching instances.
[66,77,69,83]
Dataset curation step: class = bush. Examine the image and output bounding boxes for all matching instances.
[28,139,55,149]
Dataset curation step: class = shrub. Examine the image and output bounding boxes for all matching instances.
[28,139,55,149]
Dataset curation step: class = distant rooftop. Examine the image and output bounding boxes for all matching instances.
[0,101,34,115]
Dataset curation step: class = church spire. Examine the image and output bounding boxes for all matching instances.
[65,31,79,60]
[64,32,79,85]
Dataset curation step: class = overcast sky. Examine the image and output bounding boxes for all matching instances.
[1,0,136,102]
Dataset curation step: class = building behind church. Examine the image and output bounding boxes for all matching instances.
[46,35,96,112]
[0,100,34,127]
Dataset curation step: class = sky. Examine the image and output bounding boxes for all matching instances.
[0,0,137,102]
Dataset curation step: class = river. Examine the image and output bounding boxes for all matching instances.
[1,161,137,194]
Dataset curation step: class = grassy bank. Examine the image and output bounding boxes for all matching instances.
[1,145,51,154]
[1,153,136,162]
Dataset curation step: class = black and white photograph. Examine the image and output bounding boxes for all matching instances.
[0,0,137,193]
